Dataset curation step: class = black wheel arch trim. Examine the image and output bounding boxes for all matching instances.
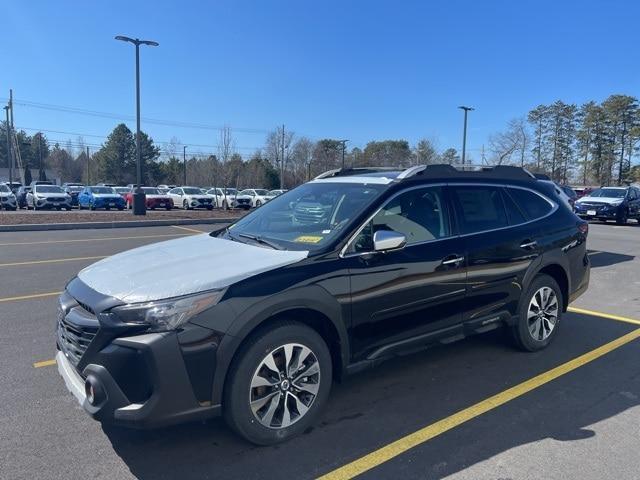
[523,252,571,312]
[210,285,349,405]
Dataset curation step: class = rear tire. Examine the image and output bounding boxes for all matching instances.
[223,321,332,445]
[512,274,563,352]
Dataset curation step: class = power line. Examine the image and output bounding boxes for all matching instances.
[1,98,271,134]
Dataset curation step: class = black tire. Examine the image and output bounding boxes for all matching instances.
[256,200,262,207]
[616,209,628,225]
[117,207,124,211]
[166,206,172,211]
[223,321,332,445]
[207,205,213,211]
[512,274,563,352]
[90,204,95,211]
[183,199,191,210]
[65,207,71,211]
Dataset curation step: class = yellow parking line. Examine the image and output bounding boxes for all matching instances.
[0,233,189,247]
[171,225,207,234]
[318,327,640,480]
[33,359,56,368]
[0,291,62,303]
[0,255,106,268]
[568,306,640,326]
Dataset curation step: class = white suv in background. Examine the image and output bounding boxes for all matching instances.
[0,183,17,210]
[26,184,72,210]
[167,187,214,210]
[239,188,271,207]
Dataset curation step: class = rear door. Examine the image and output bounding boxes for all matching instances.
[450,184,546,330]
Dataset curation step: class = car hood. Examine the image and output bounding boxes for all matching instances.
[93,193,122,199]
[577,196,623,205]
[36,192,68,198]
[77,234,309,303]
[235,195,253,200]
[183,194,211,199]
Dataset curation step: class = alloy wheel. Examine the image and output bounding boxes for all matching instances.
[527,286,559,341]
[249,343,321,429]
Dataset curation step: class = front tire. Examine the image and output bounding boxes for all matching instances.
[223,321,332,445]
[512,274,563,352]
[183,199,191,210]
[616,209,628,225]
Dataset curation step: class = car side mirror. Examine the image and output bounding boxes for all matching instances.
[373,230,406,252]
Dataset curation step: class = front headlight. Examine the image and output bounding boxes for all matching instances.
[111,290,224,331]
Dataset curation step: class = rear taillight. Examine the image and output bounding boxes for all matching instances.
[578,222,589,236]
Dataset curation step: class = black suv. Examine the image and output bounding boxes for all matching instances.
[56,165,590,445]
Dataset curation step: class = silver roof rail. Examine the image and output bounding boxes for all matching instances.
[396,165,427,179]
[314,169,342,180]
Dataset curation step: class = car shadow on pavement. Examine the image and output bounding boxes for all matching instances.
[588,250,635,268]
[102,313,640,480]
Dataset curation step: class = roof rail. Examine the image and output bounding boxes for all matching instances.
[314,167,398,180]
[396,164,537,181]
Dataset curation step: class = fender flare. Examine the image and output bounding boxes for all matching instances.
[211,285,349,404]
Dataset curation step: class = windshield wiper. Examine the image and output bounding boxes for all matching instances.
[237,233,282,250]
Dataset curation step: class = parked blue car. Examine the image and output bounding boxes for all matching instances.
[78,186,126,210]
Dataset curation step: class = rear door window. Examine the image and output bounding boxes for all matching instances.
[505,188,553,220]
[451,186,508,234]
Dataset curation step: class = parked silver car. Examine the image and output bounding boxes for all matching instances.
[0,183,17,210]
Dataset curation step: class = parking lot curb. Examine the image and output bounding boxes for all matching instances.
[0,217,240,232]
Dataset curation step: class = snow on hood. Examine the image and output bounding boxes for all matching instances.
[78,234,309,303]
[577,196,624,205]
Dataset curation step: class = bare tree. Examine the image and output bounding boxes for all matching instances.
[489,119,529,165]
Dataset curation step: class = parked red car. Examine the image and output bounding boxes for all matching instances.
[123,187,174,210]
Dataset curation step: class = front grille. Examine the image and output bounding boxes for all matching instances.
[48,197,66,202]
[57,304,100,368]
[197,198,211,204]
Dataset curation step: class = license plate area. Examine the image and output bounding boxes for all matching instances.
[587,210,597,216]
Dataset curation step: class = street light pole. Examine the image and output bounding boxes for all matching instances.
[183,145,187,185]
[458,106,474,167]
[3,106,11,186]
[115,35,159,215]
[338,140,348,169]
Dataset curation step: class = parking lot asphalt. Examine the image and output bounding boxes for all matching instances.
[0,222,639,480]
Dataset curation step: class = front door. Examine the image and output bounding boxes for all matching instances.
[345,185,467,361]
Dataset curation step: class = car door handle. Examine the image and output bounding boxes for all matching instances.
[442,255,464,266]
[520,240,538,250]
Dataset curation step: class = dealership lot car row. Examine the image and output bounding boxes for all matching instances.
[0,180,288,211]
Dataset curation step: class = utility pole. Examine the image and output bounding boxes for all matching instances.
[3,105,10,186]
[37,134,42,180]
[115,35,159,215]
[8,90,14,185]
[86,146,90,184]
[183,145,187,185]
[281,124,285,189]
[338,140,349,169]
[458,106,474,166]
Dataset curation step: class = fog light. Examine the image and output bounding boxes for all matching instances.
[84,376,105,405]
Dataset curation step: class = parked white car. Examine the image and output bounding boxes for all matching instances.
[239,188,271,208]
[0,183,17,210]
[167,186,214,210]
[27,184,72,210]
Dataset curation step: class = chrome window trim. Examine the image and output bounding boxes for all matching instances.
[339,182,558,258]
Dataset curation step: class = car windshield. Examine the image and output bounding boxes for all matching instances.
[67,186,83,192]
[92,187,115,194]
[183,188,202,194]
[36,185,64,193]
[225,188,237,195]
[255,189,269,195]
[114,187,129,193]
[142,187,159,194]
[589,188,626,198]
[223,182,386,251]
[0,184,10,193]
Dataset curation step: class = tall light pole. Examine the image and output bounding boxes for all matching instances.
[458,106,474,166]
[338,140,349,169]
[183,145,187,185]
[3,106,11,186]
[115,35,159,215]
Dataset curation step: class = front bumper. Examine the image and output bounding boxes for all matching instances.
[93,198,125,209]
[0,196,16,209]
[57,330,221,428]
[575,205,622,219]
[35,198,72,209]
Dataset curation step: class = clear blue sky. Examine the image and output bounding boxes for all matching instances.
[2,0,638,160]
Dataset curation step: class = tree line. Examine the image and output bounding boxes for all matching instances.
[2,93,639,189]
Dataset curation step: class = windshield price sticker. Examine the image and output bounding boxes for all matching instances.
[294,235,323,244]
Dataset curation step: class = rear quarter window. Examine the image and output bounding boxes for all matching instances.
[505,188,553,220]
